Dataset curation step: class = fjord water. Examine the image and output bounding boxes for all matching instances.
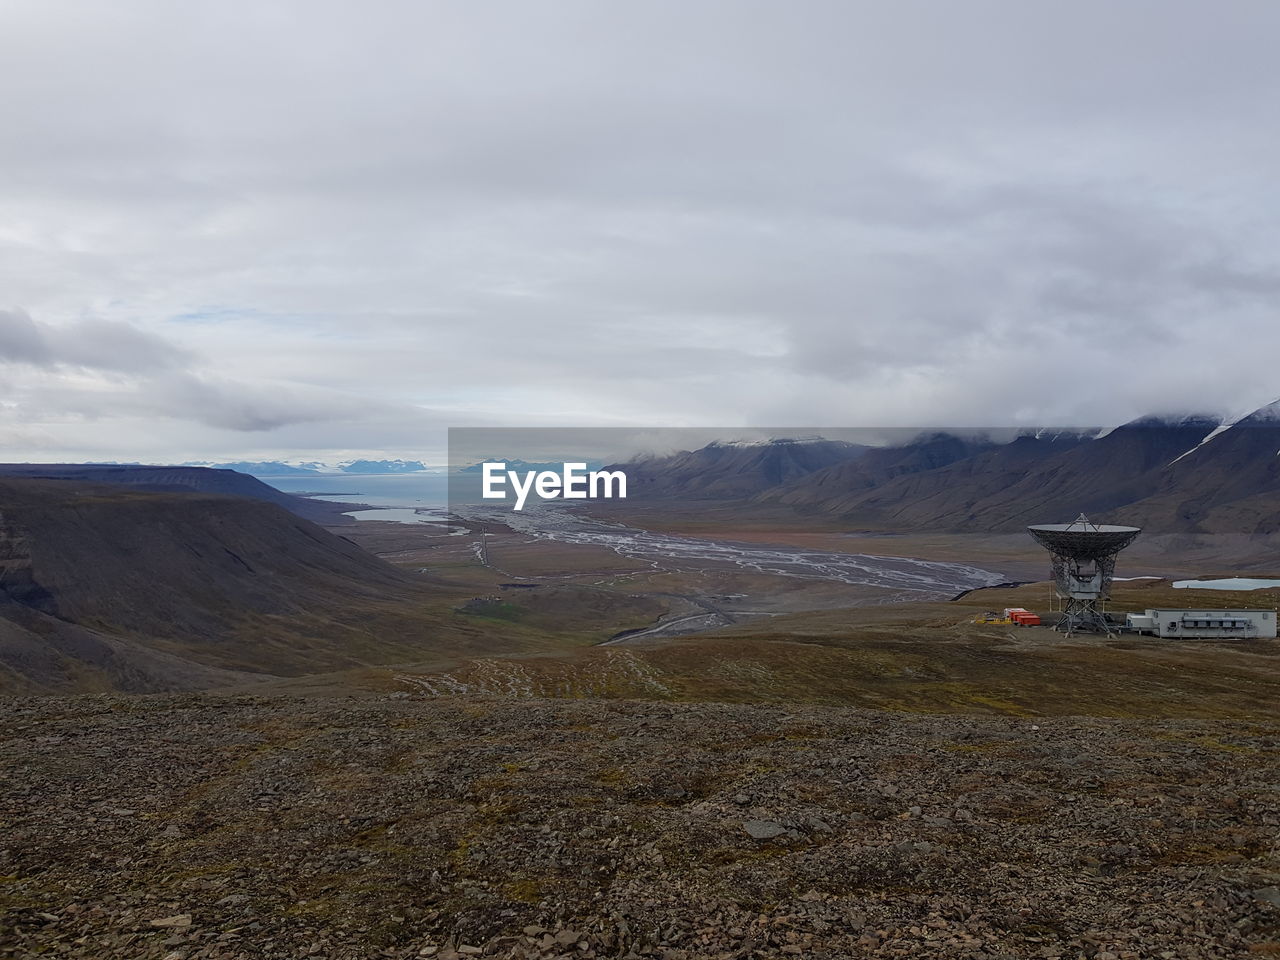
[263,472,450,508]
[1173,578,1280,591]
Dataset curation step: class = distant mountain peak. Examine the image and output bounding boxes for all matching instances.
[1119,412,1223,429]
[711,436,845,448]
[1162,398,1280,465]
[182,459,432,476]
[337,459,431,474]
[1027,427,1099,441]
[1238,397,1280,424]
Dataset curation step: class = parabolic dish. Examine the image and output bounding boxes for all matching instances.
[1027,523,1142,559]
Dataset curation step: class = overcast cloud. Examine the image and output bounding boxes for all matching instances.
[2,0,1279,462]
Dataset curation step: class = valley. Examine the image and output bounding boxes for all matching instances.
[329,512,1280,718]
[3,420,1280,959]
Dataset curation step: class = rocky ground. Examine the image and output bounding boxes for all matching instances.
[2,695,1279,959]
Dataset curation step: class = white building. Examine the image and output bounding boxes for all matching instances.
[1126,608,1277,639]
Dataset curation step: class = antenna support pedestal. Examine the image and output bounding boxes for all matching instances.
[1027,515,1141,637]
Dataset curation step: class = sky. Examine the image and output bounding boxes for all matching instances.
[2,0,1280,464]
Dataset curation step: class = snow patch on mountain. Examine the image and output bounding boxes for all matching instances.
[184,459,434,476]
[1168,424,1232,466]
[1238,396,1280,423]
[1164,398,1280,465]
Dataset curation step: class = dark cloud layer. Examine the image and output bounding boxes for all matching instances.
[0,310,188,374]
[0,309,406,435]
[2,1,1279,460]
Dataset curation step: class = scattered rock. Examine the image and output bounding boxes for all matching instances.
[149,914,192,929]
[2,696,1277,959]
[743,819,788,840]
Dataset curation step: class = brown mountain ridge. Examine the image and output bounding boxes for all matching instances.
[614,404,1280,534]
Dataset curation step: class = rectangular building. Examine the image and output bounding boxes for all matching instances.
[1127,608,1277,639]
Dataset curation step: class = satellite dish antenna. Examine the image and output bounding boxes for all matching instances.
[1027,513,1141,636]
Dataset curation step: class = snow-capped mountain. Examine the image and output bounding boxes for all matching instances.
[614,400,1280,533]
[184,459,433,476]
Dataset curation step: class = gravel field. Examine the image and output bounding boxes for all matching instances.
[2,695,1279,959]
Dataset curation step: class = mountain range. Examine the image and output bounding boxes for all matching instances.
[459,458,605,474]
[184,458,432,476]
[611,402,1280,534]
[618,438,868,500]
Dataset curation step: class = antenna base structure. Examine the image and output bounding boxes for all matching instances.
[1027,514,1141,637]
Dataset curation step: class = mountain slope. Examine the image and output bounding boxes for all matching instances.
[0,477,427,692]
[760,432,1000,515]
[817,418,1218,531]
[1119,404,1280,533]
[0,606,251,695]
[615,438,868,500]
